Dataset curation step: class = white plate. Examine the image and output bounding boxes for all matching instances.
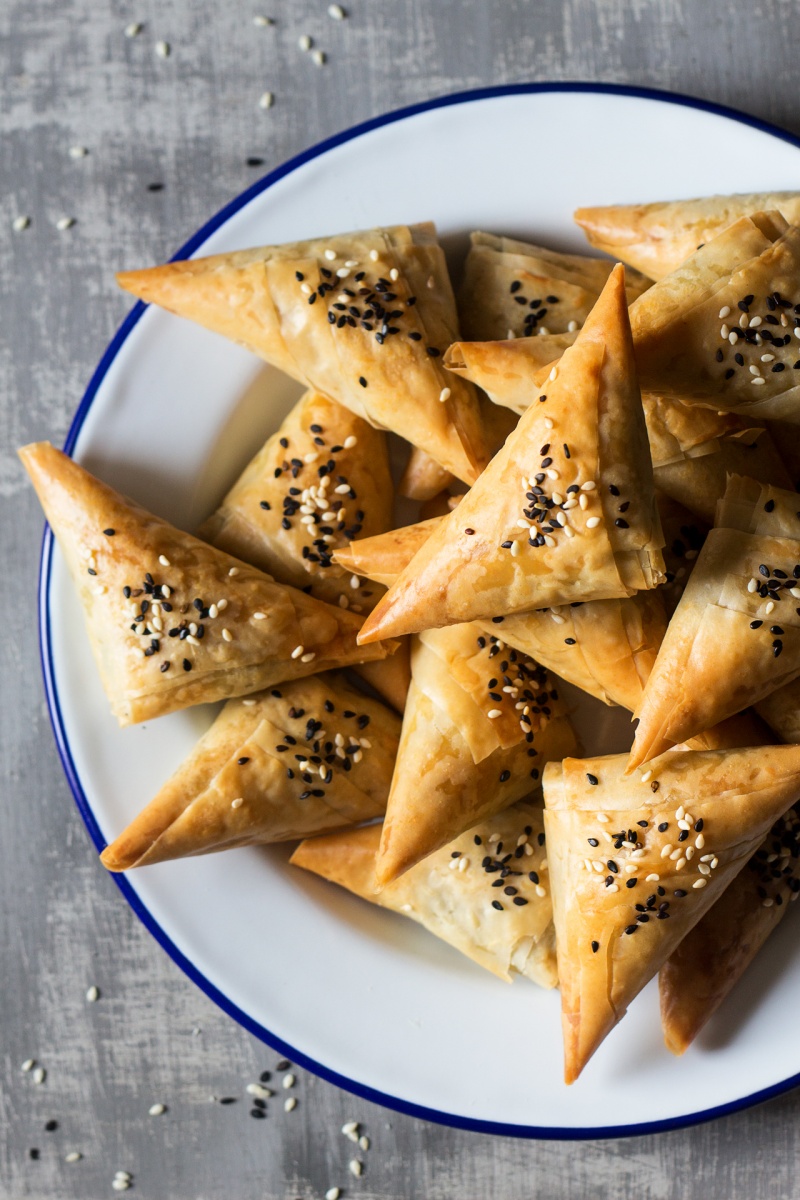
[40,84,800,1137]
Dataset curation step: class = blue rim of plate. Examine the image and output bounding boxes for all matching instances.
[37,81,800,1139]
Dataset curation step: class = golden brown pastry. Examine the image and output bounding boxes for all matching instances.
[100,674,400,869]
[544,745,800,1082]
[398,397,516,502]
[346,643,411,714]
[657,494,709,615]
[574,192,800,280]
[630,475,800,770]
[20,442,394,726]
[336,517,666,712]
[117,223,489,484]
[755,675,800,742]
[359,266,664,643]
[767,418,800,489]
[458,229,650,341]
[375,625,577,885]
[199,390,392,611]
[630,211,800,422]
[659,805,800,1055]
[291,796,558,987]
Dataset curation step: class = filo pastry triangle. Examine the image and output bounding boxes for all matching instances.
[544,745,800,1083]
[20,443,394,726]
[290,796,558,987]
[458,230,650,342]
[358,265,665,643]
[629,474,800,770]
[374,625,577,885]
[100,673,400,870]
[629,211,800,423]
[335,517,666,713]
[659,803,800,1056]
[574,192,800,281]
[198,389,393,612]
[117,223,489,485]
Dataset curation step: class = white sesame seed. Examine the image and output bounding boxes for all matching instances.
[728,330,739,345]
[343,435,357,449]
[311,48,327,65]
[220,628,233,643]
[548,366,558,382]
[231,798,244,810]
[752,377,766,385]
[125,21,143,36]
[228,568,239,578]
[369,249,379,261]
[149,1103,166,1116]
[68,145,88,159]
[567,319,579,332]
[359,1134,370,1150]
[640,770,652,783]
[645,873,660,882]
[328,3,346,16]
[32,1067,46,1084]
[298,33,312,50]
[675,806,685,820]
[253,14,274,26]
[693,878,707,889]
[114,1172,132,1183]
[720,324,729,339]
[326,1190,341,1200]
[155,40,170,58]
[761,353,775,362]
[739,313,748,329]
[749,315,762,328]
[747,578,758,593]
[282,1073,296,1089]
[765,601,775,614]
[342,1121,359,1135]
[585,516,601,529]
[349,1160,363,1178]
[290,645,304,660]
[252,612,267,621]
[718,306,731,319]
[661,844,672,858]
[550,612,565,625]
[86,985,100,1002]
[439,387,451,403]
[65,1151,82,1163]
[56,216,75,231]
[487,709,502,719]
[596,814,609,823]
[677,818,690,830]
[300,652,316,663]
[12,215,31,231]
[749,364,761,376]
[284,1096,297,1111]
[543,534,556,547]
[259,91,275,109]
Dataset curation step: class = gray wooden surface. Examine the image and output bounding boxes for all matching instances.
[5,2,800,1197]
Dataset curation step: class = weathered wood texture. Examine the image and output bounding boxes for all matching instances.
[4,1,800,1197]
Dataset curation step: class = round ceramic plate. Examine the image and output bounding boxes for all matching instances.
[40,84,800,1137]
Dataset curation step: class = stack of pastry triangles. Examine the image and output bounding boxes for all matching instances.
[26,200,800,1089]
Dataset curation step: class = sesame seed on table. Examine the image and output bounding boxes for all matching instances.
[7,0,800,1198]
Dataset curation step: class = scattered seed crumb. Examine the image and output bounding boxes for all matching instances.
[298,33,312,50]
[56,217,75,231]
[358,1135,369,1151]
[114,1171,131,1181]
[12,216,30,232]
[32,1067,46,1084]
[65,1151,82,1163]
[349,1160,363,1178]
[342,1120,359,1140]
[124,22,142,37]
[155,40,170,58]
[328,4,346,17]
[246,1082,272,1099]
[112,1179,130,1192]
[282,1073,295,1089]
[86,985,100,1002]
[284,1096,297,1112]
[253,14,274,25]
[191,1027,201,1036]
[258,91,274,110]
[311,49,326,65]
[21,1059,35,1072]
[68,145,88,159]
[325,1189,341,1200]
[148,1103,166,1116]
[276,1059,291,1070]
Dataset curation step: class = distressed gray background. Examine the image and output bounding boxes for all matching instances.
[4,2,800,1197]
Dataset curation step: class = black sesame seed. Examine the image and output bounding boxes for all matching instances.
[765,499,776,512]
[44,1120,58,1132]
[586,773,599,786]
[250,1108,266,1119]
[499,769,511,783]
[491,900,503,911]
[658,822,668,832]
[674,889,687,898]
[359,376,368,387]
[626,878,637,888]
[587,838,599,847]
[183,659,192,672]
[624,924,638,935]
[694,819,704,832]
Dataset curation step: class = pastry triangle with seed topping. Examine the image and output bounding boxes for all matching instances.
[629,474,800,770]
[20,443,395,726]
[374,626,577,886]
[629,211,800,423]
[117,223,489,485]
[358,266,665,642]
[574,192,800,281]
[290,796,558,988]
[198,390,393,612]
[100,674,400,869]
[458,229,650,342]
[336,517,666,712]
[543,745,800,1083]
[659,803,800,1055]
